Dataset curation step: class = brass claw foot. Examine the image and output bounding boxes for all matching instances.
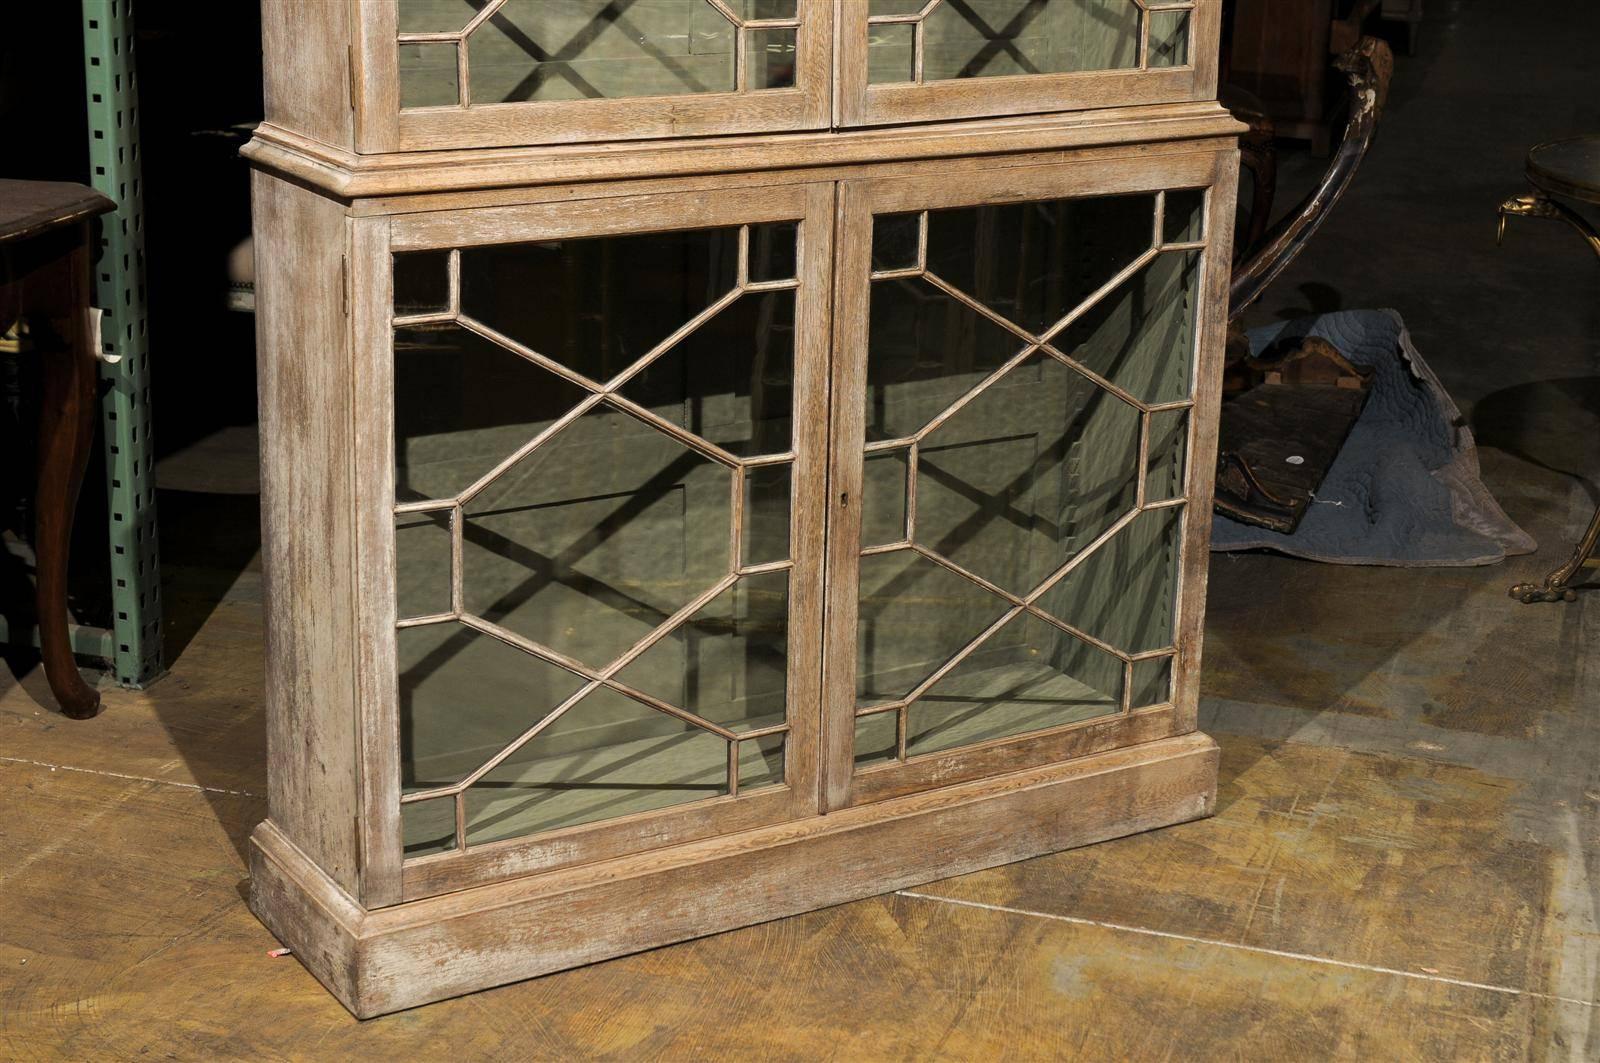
[1507,530,1599,605]
[1509,580,1580,605]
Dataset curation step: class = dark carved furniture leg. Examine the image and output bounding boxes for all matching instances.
[0,181,116,716]
[1229,38,1395,321]
[32,232,102,718]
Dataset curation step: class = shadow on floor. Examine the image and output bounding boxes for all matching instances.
[1263,281,1346,322]
[156,487,263,664]
[0,542,44,687]
[1470,376,1600,493]
[149,486,265,866]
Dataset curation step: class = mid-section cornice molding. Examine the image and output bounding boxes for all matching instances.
[243,102,1246,201]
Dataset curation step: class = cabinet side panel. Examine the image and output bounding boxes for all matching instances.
[1191,0,1224,104]
[1173,149,1241,732]
[260,0,354,151]
[253,170,362,894]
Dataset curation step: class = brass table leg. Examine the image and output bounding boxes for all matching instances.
[1498,193,1600,604]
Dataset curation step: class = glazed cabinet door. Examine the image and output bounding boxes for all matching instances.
[836,0,1221,128]
[356,0,834,152]
[822,147,1235,808]
[352,183,833,903]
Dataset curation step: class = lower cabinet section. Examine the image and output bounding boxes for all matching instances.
[248,131,1237,1016]
[251,732,1218,1018]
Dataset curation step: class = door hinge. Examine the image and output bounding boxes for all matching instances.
[341,253,350,317]
[348,45,358,112]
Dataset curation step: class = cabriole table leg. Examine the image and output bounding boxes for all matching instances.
[28,232,102,717]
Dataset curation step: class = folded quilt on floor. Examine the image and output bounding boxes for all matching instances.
[1210,309,1535,566]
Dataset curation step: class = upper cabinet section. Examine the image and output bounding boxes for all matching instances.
[838,0,1220,127]
[260,1,1220,156]
[360,0,834,152]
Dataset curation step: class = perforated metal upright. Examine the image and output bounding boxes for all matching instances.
[82,0,162,687]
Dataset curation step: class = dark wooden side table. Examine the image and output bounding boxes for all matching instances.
[0,179,116,715]
[1497,136,1600,603]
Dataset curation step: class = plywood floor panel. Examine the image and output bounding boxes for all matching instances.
[0,749,1571,1060]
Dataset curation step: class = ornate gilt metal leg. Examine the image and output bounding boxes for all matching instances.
[1498,192,1600,603]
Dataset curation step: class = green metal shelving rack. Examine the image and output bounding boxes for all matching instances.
[82,0,163,686]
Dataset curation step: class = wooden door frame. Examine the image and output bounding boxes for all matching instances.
[834,0,1222,129]
[353,0,836,153]
[820,144,1238,810]
[351,180,836,905]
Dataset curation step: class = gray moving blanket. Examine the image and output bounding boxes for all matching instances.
[1210,309,1535,566]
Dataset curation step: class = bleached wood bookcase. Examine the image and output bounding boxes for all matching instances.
[246,0,1240,1017]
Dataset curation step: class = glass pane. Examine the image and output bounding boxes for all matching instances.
[746,28,797,90]
[1055,249,1200,406]
[1130,655,1173,708]
[861,447,910,548]
[1163,189,1206,244]
[464,685,729,845]
[872,211,923,272]
[394,323,591,502]
[748,220,799,282]
[741,0,798,17]
[854,710,898,768]
[855,549,1011,705]
[402,796,457,857]
[743,463,791,566]
[394,220,803,854]
[1148,9,1191,68]
[905,611,1122,757]
[398,1,475,34]
[857,190,1197,762]
[1035,505,1184,655]
[1145,408,1187,503]
[394,250,450,316]
[617,289,795,457]
[867,22,916,84]
[466,0,737,104]
[398,621,588,791]
[399,42,459,109]
[613,570,790,733]
[922,0,1141,81]
[396,511,452,619]
[866,276,1030,442]
[924,193,1156,336]
[915,353,1139,595]
[738,734,785,790]
[459,226,740,386]
[460,402,733,667]
[869,0,931,14]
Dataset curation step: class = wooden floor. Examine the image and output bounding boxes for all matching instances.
[6,1,1600,1057]
[3,533,1598,1058]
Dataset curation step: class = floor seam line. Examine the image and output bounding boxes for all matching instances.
[895,890,1597,1009]
[0,755,262,798]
